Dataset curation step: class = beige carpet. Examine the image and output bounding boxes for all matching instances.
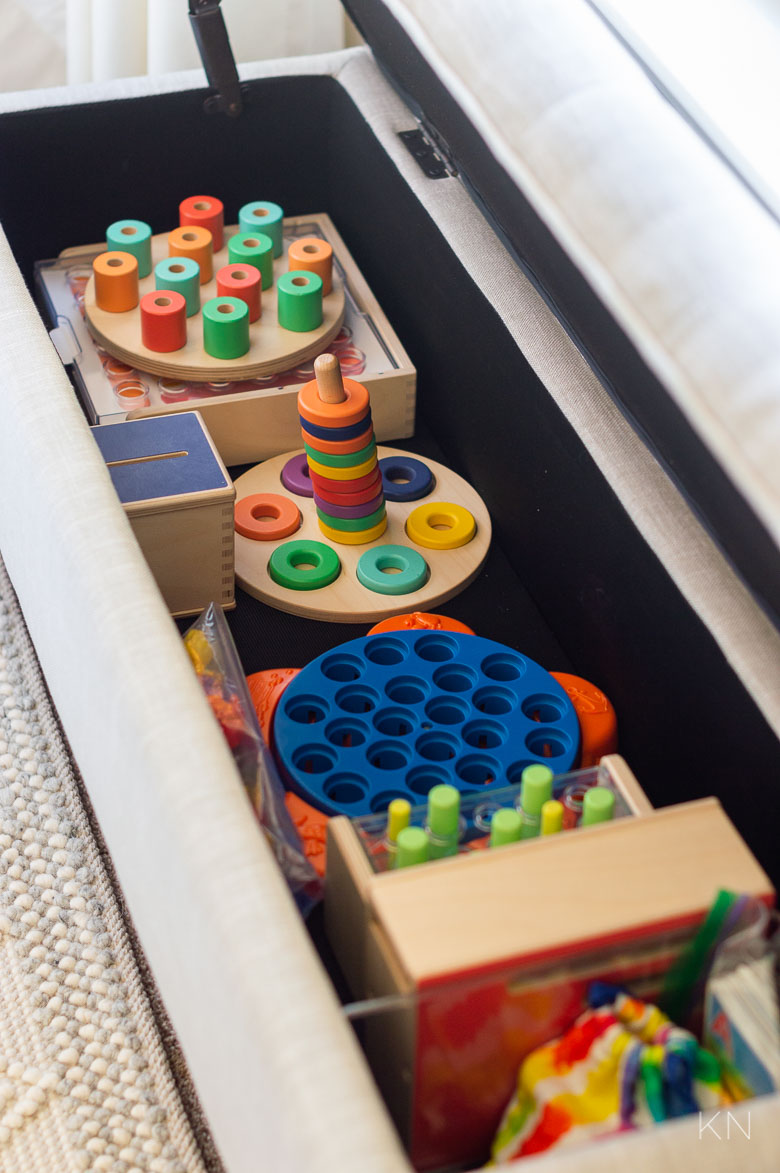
[0,553,222,1173]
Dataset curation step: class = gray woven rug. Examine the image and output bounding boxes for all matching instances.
[0,554,223,1173]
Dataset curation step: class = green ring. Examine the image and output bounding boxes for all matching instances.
[268,539,341,591]
[316,504,386,532]
[356,544,429,596]
[228,232,274,289]
[303,440,376,468]
[277,270,323,332]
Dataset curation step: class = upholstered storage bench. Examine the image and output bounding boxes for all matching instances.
[0,2,778,1170]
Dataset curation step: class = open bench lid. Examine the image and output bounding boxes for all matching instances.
[345,0,780,628]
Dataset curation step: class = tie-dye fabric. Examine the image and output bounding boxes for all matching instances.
[490,983,729,1162]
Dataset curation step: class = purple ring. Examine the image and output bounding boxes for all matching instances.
[281,452,313,498]
[312,489,384,519]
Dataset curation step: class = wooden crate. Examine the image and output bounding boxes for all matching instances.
[91,410,235,617]
[325,756,774,1170]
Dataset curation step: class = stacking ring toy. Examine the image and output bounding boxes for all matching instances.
[318,516,388,545]
[268,540,341,591]
[280,453,313,498]
[306,452,377,482]
[299,411,372,442]
[309,466,382,496]
[357,546,429,596]
[312,490,384,519]
[380,455,435,502]
[235,493,301,541]
[303,440,376,469]
[298,376,370,429]
[316,503,387,532]
[300,424,374,456]
[311,471,384,506]
[406,501,476,550]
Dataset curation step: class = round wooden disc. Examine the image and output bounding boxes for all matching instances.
[83,226,345,382]
[234,447,491,622]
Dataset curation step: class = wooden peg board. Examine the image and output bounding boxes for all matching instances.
[234,447,491,622]
[83,217,345,382]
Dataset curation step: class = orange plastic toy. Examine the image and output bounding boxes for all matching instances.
[247,666,330,877]
[367,612,476,635]
[550,672,618,767]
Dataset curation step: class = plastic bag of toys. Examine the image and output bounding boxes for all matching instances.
[184,603,322,914]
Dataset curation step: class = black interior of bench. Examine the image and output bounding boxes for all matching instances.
[0,74,777,889]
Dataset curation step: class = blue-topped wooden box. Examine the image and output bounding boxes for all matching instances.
[91,411,235,616]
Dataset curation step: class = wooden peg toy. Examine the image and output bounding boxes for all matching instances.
[93,251,138,313]
[289,237,333,295]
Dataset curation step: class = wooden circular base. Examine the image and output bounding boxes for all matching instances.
[234,447,491,622]
[83,225,345,382]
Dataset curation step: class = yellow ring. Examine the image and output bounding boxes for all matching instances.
[405,501,476,550]
[306,453,378,481]
[318,515,388,545]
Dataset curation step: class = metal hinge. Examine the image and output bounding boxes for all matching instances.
[188,0,245,117]
[398,126,458,179]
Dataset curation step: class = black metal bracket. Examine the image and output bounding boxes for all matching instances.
[188,0,244,117]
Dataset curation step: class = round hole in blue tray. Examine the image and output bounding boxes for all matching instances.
[433,663,478,693]
[521,692,567,723]
[324,718,368,749]
[321,653,365,682]
[373,707,417,737]
[283,694,329,724]
[323,774,367,805]
[481,652,527,682]
[462,719,507,750]
[472,686,517,716]
[525,727,573,759]
[291,744,336,774]
[385,675,430,705]
[416,731,460,762]
[424,695,470,725]
[406,764,450,796]
[367,740,412,771]
[364,637,410,666]
[336,684,380,713]
[414,633,459,662]
[455,754,501,786]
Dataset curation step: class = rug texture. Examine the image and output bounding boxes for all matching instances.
[0,553,222,1173]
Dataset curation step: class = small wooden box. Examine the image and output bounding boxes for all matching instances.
[325,757,774,1171]
[91,411,235,617]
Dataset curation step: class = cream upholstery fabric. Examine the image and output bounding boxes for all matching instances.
[0,38,778,1173]
[382,0,780,552]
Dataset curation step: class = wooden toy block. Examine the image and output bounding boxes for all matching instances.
[90,411,235,617]
[84,222,345,381]
[233,446,491,623]
[324,757,774,1170]
[52,213,416,467]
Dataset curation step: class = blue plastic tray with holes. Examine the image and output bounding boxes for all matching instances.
[272,631,581,817]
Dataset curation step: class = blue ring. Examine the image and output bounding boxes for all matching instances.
[299,410,371,441]
[356,544,429,596]
[379,455,434,501]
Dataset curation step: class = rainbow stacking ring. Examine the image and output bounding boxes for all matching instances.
[356,545,429,595]
[299,411,372,442]
[312,490,384,519]
[281,452,314,497]
[268,540,341,591]
[379,455,435,502]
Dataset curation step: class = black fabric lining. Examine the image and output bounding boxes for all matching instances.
[1,70,777,884]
